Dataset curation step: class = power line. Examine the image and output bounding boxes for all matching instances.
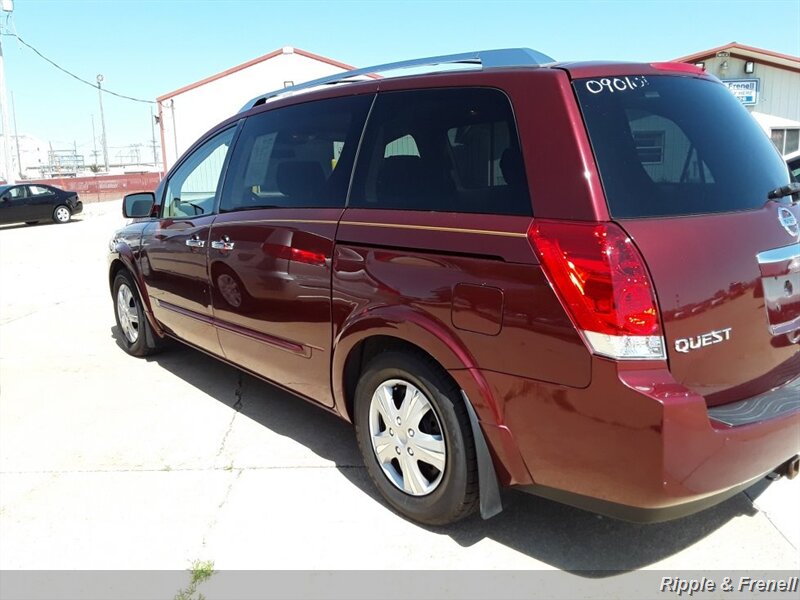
[0,32,155,104]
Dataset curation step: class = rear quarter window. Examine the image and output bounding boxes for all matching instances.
[575,75,790,218]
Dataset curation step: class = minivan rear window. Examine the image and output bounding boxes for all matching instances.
[575,75,790,218]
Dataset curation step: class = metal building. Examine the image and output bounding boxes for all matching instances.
[676,43,800,156]
[156,46,362,170]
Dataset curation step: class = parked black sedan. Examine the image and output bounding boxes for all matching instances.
[0,183,83,226]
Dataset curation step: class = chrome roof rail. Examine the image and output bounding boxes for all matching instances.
[238,47,555,113]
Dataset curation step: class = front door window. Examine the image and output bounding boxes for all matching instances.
[163,128,236,218]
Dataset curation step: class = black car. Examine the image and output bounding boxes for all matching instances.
[0,183,83,226]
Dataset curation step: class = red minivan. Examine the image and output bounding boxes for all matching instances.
[108,49,799,525]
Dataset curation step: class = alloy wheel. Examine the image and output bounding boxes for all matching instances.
[116,284,140,343]
[54,206,70,223]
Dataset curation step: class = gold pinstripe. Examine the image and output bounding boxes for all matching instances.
[339,221,528,238]
[215,217,527,238]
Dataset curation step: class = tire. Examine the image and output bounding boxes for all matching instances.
[52,205,71,224]
[25,221,39,225]
[112,271,162,357]
[354,350,479,525]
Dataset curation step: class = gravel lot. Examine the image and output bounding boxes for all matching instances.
[1,200,798,574]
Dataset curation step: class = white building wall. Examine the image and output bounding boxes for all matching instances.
[159,48,351,170]
[699,56,800,122]
[0,134,51,179]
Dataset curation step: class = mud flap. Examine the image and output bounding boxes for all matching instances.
[144,314,158,349]
[461,391,503,519]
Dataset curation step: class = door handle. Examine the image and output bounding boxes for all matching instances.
[211,236,235,251]
[185,235,205,248]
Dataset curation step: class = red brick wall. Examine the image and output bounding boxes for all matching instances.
[25,173,162,202]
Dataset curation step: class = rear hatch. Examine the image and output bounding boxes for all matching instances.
[574,71,799,406]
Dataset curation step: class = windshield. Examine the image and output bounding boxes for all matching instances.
[574,75,790,218]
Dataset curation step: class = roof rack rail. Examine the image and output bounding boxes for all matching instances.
[238,47,555,113]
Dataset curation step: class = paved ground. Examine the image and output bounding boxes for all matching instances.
[0,200,798,573]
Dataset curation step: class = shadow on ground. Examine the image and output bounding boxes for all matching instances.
[0,218,83,231]
[111,327,768,575]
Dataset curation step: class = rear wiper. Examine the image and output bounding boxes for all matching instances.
[767,182,800,202]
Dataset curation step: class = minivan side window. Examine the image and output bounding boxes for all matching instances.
[350,88,532,216]
[163,127,236,218]
[220,94,373,212]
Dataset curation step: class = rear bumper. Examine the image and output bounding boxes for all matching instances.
[459,359,800,521]
[71,201,83,215]
[517,474,765,523]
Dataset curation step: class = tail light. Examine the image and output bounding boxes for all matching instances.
[528,220,665,360]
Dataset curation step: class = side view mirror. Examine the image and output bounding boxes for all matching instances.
[0,195,9,202]
[123,192,156,218]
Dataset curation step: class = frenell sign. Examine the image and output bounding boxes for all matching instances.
[722,78,759,105]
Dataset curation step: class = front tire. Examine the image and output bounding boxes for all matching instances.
[112,272,161,357]
[52,205,71,224]
[354,351,479,525]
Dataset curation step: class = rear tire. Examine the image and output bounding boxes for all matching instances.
[112,271,162,357]
[354,350,479,525]
[52,205,71,224]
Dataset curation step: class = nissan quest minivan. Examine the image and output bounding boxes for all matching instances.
[108,48,800,525]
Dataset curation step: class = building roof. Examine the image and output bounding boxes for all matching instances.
[157,46,373,102]
[750,111,800,130]
[674,42,800,72]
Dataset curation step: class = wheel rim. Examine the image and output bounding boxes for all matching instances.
[368,378,446,496]
[55,207,70,222]
[116,284,140,344]
[217,273,242,308]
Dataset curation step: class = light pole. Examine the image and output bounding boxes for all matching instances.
[91,115,99,166]
[11,91,21,179]
[96,74,109,172]
[0,24,15,184]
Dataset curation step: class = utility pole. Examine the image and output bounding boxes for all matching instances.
[91,115,99,166]
[0,9,15,184]
[11,91,21,180]
[96,74,109,172]
[48,140,55,177]
[150,107,158,167]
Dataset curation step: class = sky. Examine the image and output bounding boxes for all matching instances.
[1,0,799,164]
